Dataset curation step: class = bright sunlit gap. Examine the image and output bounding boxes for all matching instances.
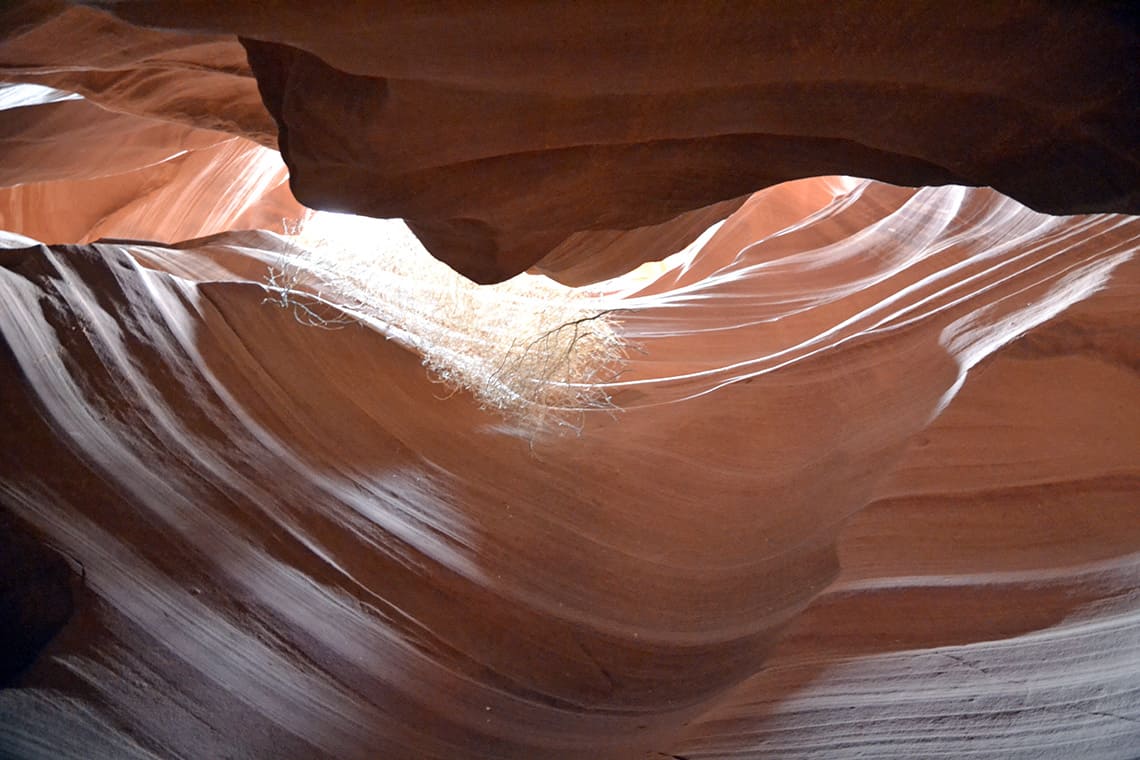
[268,211,653,430]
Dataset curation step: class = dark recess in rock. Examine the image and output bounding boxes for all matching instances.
[0,510,76,686]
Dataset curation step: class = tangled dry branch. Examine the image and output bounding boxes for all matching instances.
[264,214,628,431]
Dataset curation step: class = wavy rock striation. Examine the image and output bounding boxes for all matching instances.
[0,85,302,244]
[1,178,1137,758]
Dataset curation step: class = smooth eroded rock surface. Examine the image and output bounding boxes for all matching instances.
[1,179,1136,758]
[0,85,302,244]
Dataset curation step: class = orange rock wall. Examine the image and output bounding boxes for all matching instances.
[1,179,1137,758]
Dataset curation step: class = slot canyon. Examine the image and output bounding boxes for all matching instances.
[1,3,1138,759]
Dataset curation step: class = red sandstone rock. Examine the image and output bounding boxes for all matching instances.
[0,179,1136,758]
[0,4,1138,758]
[0,87,302,244]
[4,2,1137,281]
[1,4,273,144]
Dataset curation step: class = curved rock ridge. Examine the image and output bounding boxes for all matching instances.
[1,3,273,143]
[0,87,303,244]
[4,2,1138,282]
[1,179,1136,758]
